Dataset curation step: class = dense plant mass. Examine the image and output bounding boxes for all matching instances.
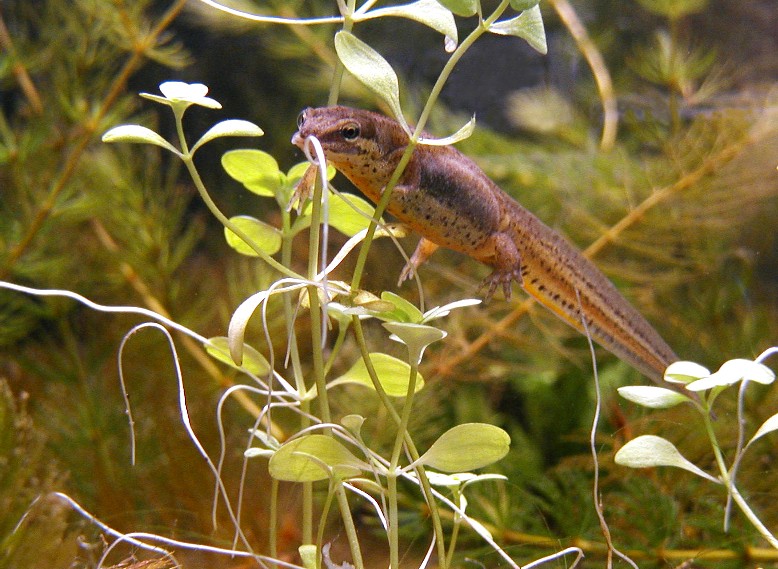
[1,0,778,568]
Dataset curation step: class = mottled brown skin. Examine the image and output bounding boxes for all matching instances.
[293,106,678,383]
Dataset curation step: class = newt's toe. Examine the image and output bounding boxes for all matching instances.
[478,268,522,301]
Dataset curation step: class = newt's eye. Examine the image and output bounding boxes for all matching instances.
[296,111,307,129]
[341,123,360,141]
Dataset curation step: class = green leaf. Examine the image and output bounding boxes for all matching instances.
[419,116,476,146]
[268,434,367,482]
[222,149,282,197]
[434,0,477,17]
[328,193,378,236]
[224,215,282,256]
[378,291,424,323]
[417,423,510,472]
[361,0,458,48]
[748,412,778,447]
[488,5,547,55]
[664,360,710,384]
[510,0,540,11]
[617,386,691,408]
[383,322,446,365]
[330,353,425,397]
[245,447,274,458]
[204,336,270,375]
[299,545,318,569]
[421,298,481,322]
[686,358,775,391]
[192,119,263,154]
[101,125,180,155]
[614,435,720,483]
[334,31,405,127]
[155,81,222,108]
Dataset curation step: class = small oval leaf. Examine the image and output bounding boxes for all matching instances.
[328,193,378,236]
[748,412,778,447]
[615,435,719,482]
[617,386,691,409]
[361,0,458,47]
[435,0,477,17]
[334,31,404,125]
[330,352,425,397]
[205,336,270,375]
[664,360,710,384]
[192,119,263,153]
[384,321,446,365]
[418,423,510,472]
[488,5,547,55]
[222,149,281,197]
[224,215,282,256]
[418,116,475,146]
[268,434,367,482]
[379,291,424,323]
[102,125,179,154]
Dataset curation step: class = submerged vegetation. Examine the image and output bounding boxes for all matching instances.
[1,0,778,567]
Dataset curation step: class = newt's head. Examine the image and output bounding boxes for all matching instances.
[292,106,409,171]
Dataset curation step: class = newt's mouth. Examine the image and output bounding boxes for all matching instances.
[291,131,304,148]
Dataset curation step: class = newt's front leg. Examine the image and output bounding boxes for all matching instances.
[474,230,524,300]
[398,237,440,285]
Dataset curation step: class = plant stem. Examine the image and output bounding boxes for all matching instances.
[350,317,448,567]
[702,408,778,548]
[336,484,366,569]
[306,160,331,425]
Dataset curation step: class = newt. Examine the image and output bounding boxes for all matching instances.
[292,105,678,383]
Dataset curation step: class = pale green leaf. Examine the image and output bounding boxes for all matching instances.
[615,435,720,483]
[228,289,277,364]
[488,5,547,55]
[384,321,446,365]
[224,215,282,256]
[328,193,378,236]
[687,359,775,392]
[244,448,274,458]
[417,423,510,472]
[157,81,221,108]
[435,0,477,17]
[664,360,710,384]
[361,0,458,48]
[748,412,778,447]
[268,434,367,482]
[377,290,425,323]
[205,336,270,375]
[617,385,691,408]
[341,414,366,434]
[510,0,540,10]
[192,119,263,153]
[102,125,179,154]
[330,352,425,397]
[221,149,281,197]
[418,116,476,146]
[334,31,405,125]
[422,298,481,322]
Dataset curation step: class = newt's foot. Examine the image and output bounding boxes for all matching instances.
[477,268,523,301]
